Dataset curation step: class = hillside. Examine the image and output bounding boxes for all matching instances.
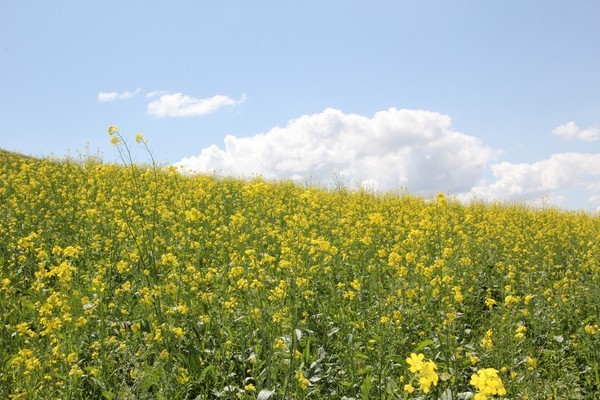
[1,146,599,399]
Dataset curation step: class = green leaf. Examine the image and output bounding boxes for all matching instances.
[413,339,434,353]
[360,375,372,398]
[200,365,216,380]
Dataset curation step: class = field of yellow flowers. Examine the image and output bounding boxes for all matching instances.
[1,130,599,399]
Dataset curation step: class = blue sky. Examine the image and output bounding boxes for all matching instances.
[1,1,599,210]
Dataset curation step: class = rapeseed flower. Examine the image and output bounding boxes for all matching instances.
[406,352,425,373]
[470,368,506,399]
[406,353,439,393]
[295,370,309,390]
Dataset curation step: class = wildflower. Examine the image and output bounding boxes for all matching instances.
[171,326,185,338]
[15,322,34,337]
[584,324,598,335]
[343,290,356,300]
[504,295,520,307]
[404,383,415,393]
[135,133,145,143]
[453,286,464,302]
[470,368,506,399]
[274,338,287,350]
[66,352,78,363]
[108,125,119,135]
[480,329,494,349]
[406,353,439,393]
[525,356,537,370]
[418,360,439,393]
[68,364,83,378]
[176,367,189,384]
[515,325,527,340]
[484,298,497,309]
[62,245,79,258]
[110,136,121,145]
[295,370,309,390]
[524,294,535,305]
[406,352,425,373]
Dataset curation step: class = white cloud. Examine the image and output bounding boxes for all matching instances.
[147,93,245,118]
[464,153,600,205]
[146,90,167,98]
[552,121,600,142]
[98,88,141,102]
[588,195,600,213]
[176,107,494,194]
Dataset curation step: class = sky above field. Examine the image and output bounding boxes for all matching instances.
[1,1,599,211]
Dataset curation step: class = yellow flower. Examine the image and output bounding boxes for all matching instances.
[68,365,83,378]
[406,353,439,393]
[135,133,145,143]
[403,383,415,393]
[406,352,425,373]
[176,367,189,384]
[480,329,494,349]
[584,324,598,335]
[526,356,537,370]
[453,286,464,302]
[295,370,309,390]
[515,325,527,340]
[470,368,506,399]
[66,352,78,363]
[107,125,119,135]
[343,290,356,300]
[110,136,121,145]
[274,338,287,350]
[484,298,497,309]
[418,360,439,393]
[171,326,185,338]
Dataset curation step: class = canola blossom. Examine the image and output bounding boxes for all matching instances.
[470,368,506,399]
[0,132,599,399]
[405,353,439,394]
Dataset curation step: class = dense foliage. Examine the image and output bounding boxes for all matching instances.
[1,133,599,399]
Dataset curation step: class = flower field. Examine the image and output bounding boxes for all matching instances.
[1,131,599,399]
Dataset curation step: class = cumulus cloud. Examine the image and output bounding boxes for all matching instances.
[464,153,600,205]
[98,88,142,102]
[176,107,494,194]
[147,93,245,118]
[552,121,599,142]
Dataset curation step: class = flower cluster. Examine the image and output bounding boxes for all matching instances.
[405,353,439,394]
[470,368,506,399]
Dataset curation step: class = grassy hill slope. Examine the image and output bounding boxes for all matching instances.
[1,146,599,399]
